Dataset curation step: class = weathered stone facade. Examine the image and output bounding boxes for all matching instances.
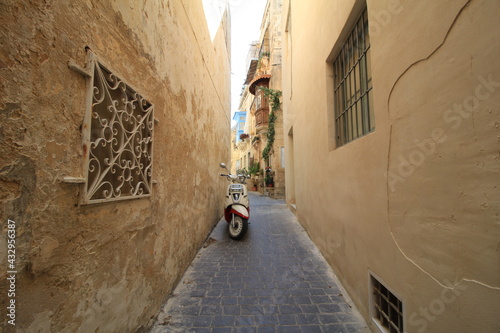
[0,0,230,331]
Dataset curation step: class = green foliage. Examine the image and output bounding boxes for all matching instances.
[259,87,282,163]
[260,87,282,112]
[248,162,260,175]
[236,168,248,176]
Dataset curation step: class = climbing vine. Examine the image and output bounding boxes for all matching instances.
[259,87,282,164]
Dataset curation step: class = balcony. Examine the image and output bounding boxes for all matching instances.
[249,74,271,134]
[255,108,269,132]
[248,74,271,95]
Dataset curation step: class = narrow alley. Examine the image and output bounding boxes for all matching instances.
[149,192,369,333]
[2,1,499,332]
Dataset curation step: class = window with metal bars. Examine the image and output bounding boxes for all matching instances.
[371,275,404,333]
[81,54,154,204]
[333,6,374,147]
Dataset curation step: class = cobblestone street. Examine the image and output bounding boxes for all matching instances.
[149,192,370,333]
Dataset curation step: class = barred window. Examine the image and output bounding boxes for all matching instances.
[333,6,374,147]
[82,56,154,204]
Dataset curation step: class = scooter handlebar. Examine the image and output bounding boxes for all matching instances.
[220,173,248,184]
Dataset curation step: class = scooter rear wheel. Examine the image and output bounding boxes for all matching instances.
[229,214,248,240]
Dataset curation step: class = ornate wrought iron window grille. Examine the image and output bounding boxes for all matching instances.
[81,53,154,204]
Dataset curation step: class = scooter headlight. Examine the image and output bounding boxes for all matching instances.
[230,184,244,192]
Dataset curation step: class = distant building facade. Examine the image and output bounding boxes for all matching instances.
[281,0,500,332]
[0,1,230,331]
[230,111,249,174]
[232,0,284,198]
[233,111,247,145]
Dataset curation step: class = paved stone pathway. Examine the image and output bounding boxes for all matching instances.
[149,193,370,333]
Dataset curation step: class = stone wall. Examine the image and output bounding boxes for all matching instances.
[0,0,230,331]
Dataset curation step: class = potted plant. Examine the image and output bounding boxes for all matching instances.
[246,162,260,191]
[265,167,274,187]
[265,174,274,187]
[248,162,260,177]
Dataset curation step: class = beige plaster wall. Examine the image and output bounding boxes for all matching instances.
[0,0,230,331]
[282,0,499,332]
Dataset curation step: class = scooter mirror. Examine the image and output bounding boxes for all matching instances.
[220,163,228,170]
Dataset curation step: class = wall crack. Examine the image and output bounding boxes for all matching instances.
[384,0,489,290]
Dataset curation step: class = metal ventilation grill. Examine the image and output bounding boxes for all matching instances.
[371,275,404,333]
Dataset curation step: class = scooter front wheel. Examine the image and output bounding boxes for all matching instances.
[229,214,248,240]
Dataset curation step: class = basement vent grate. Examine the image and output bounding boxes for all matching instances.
[371,275,404,333]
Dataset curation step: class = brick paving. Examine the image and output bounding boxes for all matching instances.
[149,193,370,333]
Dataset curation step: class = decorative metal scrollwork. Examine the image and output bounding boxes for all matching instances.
[83,60,154,204]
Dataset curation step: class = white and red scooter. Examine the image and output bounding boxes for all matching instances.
[219,163,250,240]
